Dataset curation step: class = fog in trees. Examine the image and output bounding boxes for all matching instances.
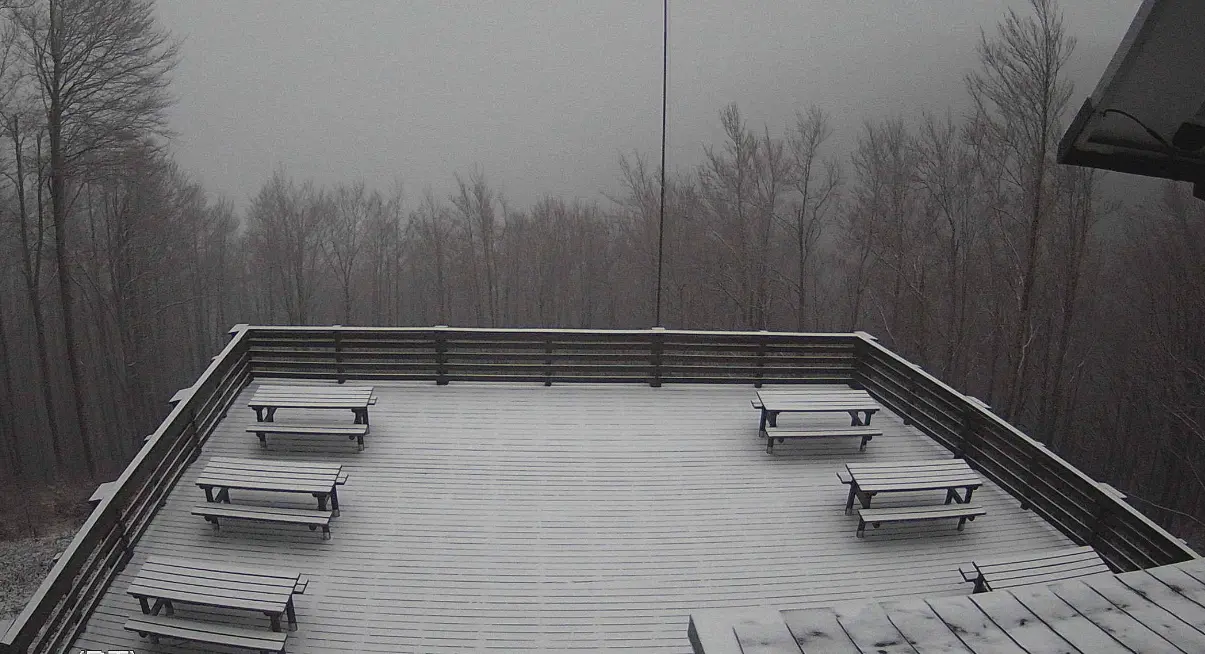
[2,0,1204,545]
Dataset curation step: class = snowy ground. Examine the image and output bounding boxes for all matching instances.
[0,526,78,626]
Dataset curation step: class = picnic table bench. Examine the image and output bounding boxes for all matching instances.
[124,556,307,652]
[192,457,348,539]
[839,459,985,537]
[754,389,882,453]
[248,384,376,450]
[960,545,1112,593]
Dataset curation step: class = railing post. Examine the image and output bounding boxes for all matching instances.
[1018,443,1046,511]
[902,363,921,426]
[956,405,974,460]
[333,326,345,384]
[168,388,201,461]
[544,337,553,387]
[1089,489,1111,561]
[434,326,449,386]
[957,396,989,461]
[649,327,664,388]
[850,332,877,391]
[755,330,766,388]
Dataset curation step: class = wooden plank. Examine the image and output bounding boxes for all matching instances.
[245,422,368,435]
[732,612,802,654]
[1146,564,1205,608]
[1114,569,1205,633]
[1008,585,1131,653]
[859,504,985,522]
[1084,574,1205,653]
[690,608,774,654]
[974,547,1102,574]
[205,456,344,474]
[1169,558,1205,588]
[924,596,1027,654]
[1048,579,1181,653]
[833,601,916,653]
[763,427,881,439]
[142,556,300,585]
[969,591,1076,653]
[124,615,288,652]
[87,480,118,506]
[880,599,972,653]
[781,608,859,654]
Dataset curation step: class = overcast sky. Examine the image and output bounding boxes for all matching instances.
[154,0,1143,210]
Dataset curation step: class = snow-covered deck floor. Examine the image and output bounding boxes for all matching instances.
[71,381,1074,652]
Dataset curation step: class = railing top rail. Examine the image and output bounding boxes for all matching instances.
[855,332,1198,562]
[0,325,252,650]
[244,325,862,338]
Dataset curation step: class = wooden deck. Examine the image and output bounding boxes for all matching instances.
[690,558,1205,653]
[70,381,1075,652]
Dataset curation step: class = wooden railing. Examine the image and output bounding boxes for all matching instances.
[0,326,252,654]
[852,332,1197,572]
[243,326,857,386]
[1,326,1194,652]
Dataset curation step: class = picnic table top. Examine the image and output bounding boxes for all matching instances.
[249,384,374,409]
[126,556,300,615]
[971,546,1111,590]
[755,389,879,412]
[196,456,342,495]
[846,459,981,493]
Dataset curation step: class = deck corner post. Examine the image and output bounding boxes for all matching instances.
[332,326,345,384]
[649,328,664,388]
[434,326,449,386]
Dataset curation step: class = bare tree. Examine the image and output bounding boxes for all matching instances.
[13,0,178,476]
[451,168,500,326]
[785,106,840,330]
[967,0,1075,421]
[323,181,376,324]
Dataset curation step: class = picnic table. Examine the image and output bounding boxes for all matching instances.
[754,389,883,453]
[248,384,375,425]
[196,456,346,514]
[961,545,1112,593]
[126,556,306,633]
[842,459,982,514]
[755,389,880,431]
[841,459,986,537]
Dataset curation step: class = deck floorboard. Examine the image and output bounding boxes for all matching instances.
[71,381,1074,652]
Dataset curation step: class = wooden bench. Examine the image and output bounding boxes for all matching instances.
[246,421,370,450]
[856,503,985,537]
[192,503,334,539]
[763,426,881,453]
[125,614,287,653]
[959,545,1111,592]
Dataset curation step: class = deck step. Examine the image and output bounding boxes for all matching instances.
[857,503,985,538]
[125,614,288,652]
[192,503,333,539]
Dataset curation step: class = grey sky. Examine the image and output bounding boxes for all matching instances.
[155,0,1142,210]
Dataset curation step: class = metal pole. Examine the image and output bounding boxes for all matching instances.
[655,0,668,327]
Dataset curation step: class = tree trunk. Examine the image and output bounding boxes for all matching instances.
[48,0,97,477]
[12,117,66,472]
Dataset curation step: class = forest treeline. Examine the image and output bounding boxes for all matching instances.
[1,0,1204,543]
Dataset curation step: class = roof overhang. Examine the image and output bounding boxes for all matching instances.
[1057,0,1205,198]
